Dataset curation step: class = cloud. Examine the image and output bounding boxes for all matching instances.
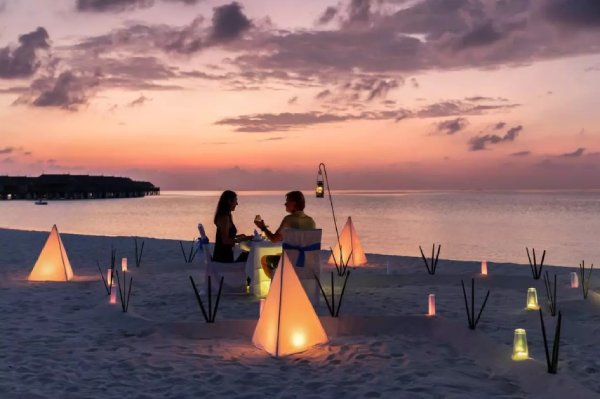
[346,0,372,25]
[216,98,518,132]
[2,157,14,164]
[128,94,150,107]
[317,6,338,25]
[494,121,506,130]
[76,0,155,13]
[315,89,331,99]
[209,2,251,43]
[416,100,518,118]
[17,71,99,110]
[510,150,531,156]
[287,96,298,104]
[561,147,586,157]
[0,146,15,154]
[544,0,600,28]
[76,0,201,13]
[436,117,468,135]
[469,125,523,151]
[0,27,50,79]
[215,112,355,132]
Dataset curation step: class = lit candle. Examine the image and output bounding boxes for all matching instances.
[512,328,529,361]
[526,287,539,310]
[107,268,112,287]
[121,257,127,272]
[259,299,265,315]
[570,272,579,288]
[481,260,488,275]
[428,294,436,316]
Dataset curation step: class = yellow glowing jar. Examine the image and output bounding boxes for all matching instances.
[481,260,488,275]
[121,257,128,272]
[526,288,539,310]
[512,328,529,361]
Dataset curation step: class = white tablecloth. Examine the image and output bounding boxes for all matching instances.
[241,240,282,298]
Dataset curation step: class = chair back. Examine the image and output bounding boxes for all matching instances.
[282,228,322,305]
[202,243,247,293]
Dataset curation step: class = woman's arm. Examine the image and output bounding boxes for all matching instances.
[216,215,236,246]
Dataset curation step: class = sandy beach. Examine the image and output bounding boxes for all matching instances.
[1,227,599,399]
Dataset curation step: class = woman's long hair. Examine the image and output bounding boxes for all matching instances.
[214,190,237,224]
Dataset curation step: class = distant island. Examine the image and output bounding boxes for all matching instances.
[0,174,160,200]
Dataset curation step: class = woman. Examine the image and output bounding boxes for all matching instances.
[213,190,250,263]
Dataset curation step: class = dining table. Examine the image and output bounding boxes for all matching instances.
[240,239,282,298]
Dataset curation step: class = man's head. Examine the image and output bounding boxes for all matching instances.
[285,191,305,213]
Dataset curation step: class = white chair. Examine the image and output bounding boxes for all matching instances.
[202,242,247,294]
[281,228,322,306]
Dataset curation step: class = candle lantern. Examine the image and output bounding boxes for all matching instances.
[107,268,112,287]
[526,287,539,310]
[570,272,579,288]
[512,328,529,360]
[428,294,436,316]
[315,170,324,198]
[481,260,488,275]
[121,257,128,272]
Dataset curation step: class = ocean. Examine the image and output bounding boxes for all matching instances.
[1,190,600,266]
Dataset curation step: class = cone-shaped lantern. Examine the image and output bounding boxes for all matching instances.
[526,287,539,310]
[28,225,74,281]
[252,252,328,357]
[328,217,367,266]
[511,328,529,361]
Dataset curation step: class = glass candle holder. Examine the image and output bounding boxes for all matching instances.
[526,287,539,310]
[512,328,529,361]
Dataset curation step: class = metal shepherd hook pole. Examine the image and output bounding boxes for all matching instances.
[317,163,341,251]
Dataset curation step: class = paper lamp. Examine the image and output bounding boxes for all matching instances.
[28,225,74,281]
[428,294,436,316]
[512,329,529,361]
[121,258,128,272]
[328,217,367,266]
[481,260,488,275]
[252,252,328,357]
[570,272,579,288]
[259,299,265,315]
[526,288,539,310]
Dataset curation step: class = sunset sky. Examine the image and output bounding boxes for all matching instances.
[1,0,600,189]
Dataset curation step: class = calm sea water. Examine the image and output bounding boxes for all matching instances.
[1,190,600,266]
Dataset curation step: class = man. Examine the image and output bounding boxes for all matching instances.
[254,191,316,278]
[254,191,315,242]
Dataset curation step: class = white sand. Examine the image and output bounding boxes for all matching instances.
[1,227,599,398]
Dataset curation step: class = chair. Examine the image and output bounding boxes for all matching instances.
[281,228,322,306]
[202,242,248,293]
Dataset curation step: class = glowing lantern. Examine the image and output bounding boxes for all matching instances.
[570,272,579,288]
[328,217,367,266]
[110,285,117,304]
[512,328,529,361]
[252,252,328,357]
[428,294,436,316]
[107,268,112,287]
[121,258,128,272]
[315,169,324,198]
[28,225,74,281]
[526,288,539,310]
[481,260,488,275]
